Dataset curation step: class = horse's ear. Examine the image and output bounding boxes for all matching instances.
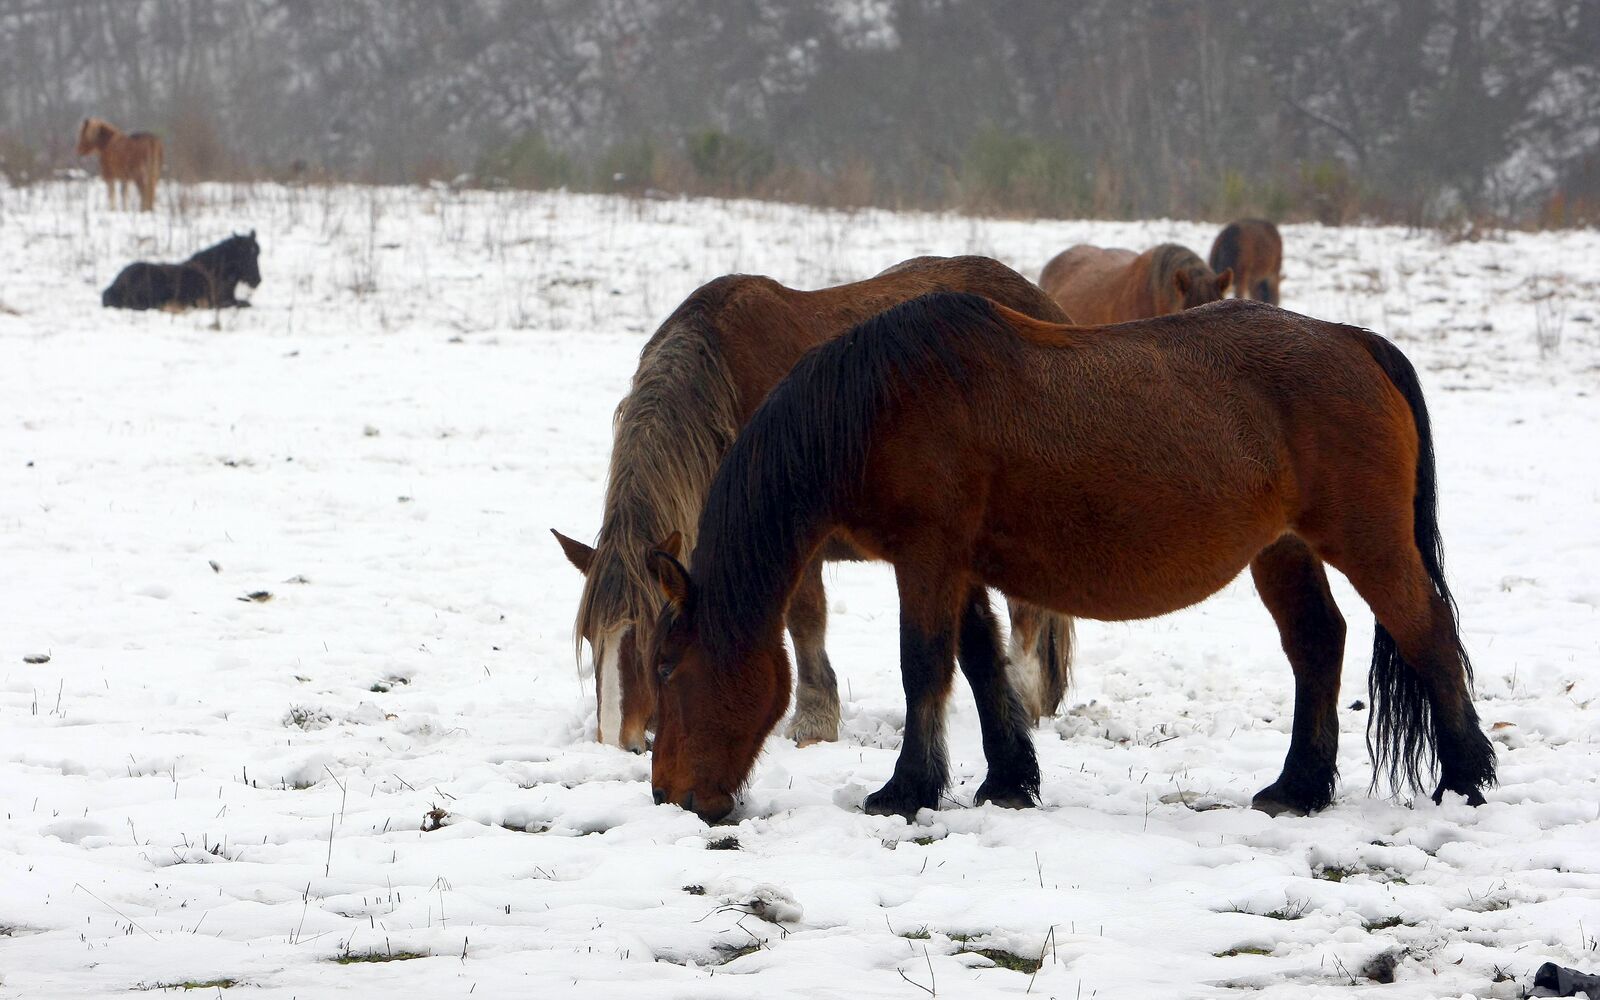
[249,229,256,239]
[1174,270,1190,295]
[550,529,595,575]
[645,539,693,613]
[656,530,682,560]
[1215,268,1233,295]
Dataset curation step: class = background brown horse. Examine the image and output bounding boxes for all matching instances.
[1039,242,1230,324]
[1210,219,1284,305]
[76,117,163,211]
[646,293,1495,823]
[551,255,1075,754]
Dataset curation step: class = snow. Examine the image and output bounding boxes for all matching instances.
[1,180,1598,998]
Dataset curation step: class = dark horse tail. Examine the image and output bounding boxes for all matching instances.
[1352,330,1482,796]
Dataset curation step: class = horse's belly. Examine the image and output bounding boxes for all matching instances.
[975,472,1290,622]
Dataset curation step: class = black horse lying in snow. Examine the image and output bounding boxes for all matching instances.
[102,232,261,310]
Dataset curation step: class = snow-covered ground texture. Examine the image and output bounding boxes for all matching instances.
[2,180,1598,999]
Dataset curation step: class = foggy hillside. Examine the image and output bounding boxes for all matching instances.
[3,0,1598,224]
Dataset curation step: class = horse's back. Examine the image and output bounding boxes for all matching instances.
[104,262,174,310]
[653,256,1064,419]
[1010,300,1411,497]
[1039,245,1139,324]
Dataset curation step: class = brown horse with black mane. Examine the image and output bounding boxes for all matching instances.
[644,293,1496,823]
[1211,219,1284,305]
[76,117,163,212]
[551,256,1075,754]
[1039,243,1231,324]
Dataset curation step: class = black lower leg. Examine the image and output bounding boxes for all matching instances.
[1250,538,1345,816]
[865,611,956,819]
[958,590,1039,808]
[1427,684,1496,805]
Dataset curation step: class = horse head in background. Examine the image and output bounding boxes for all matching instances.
[1210,219,1284,305]
[77,117,165,212]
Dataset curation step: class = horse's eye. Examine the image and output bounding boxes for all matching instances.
[657,659,675,681]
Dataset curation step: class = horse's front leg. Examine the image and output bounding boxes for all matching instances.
[784,553,840,745]
[959,588,1040,808]
[864,568,961,819]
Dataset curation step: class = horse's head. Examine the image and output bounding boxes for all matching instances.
[234,231,262,288]
[76,118,108,156]
[1173,262,1232,311]
[551,528,658,753]
[644,536,791,824]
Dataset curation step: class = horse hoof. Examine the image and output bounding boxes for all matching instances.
[1431,782,1488,807]
[975,787,1036,810]
[1250,790,1308,818]
[784,718,839,746]
[864,783,935,819]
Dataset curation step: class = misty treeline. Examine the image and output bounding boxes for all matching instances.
[3,0,1597,226]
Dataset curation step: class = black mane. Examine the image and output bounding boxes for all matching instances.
[186,233,260,286]
[690,291,1021,668]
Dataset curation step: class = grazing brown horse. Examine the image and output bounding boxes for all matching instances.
[551,256,1075,754]
[645,293,1496,823]
[76,117,163,212]
[1211,219,1284,305]
[1039,243,1231,324]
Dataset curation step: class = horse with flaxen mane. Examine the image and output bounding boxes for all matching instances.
[644,293,1496,823]
[102,232,261,310]
[551,256,1076,754]
[76,117,164,212]
[1039,243,1231,324]
[1210,219,1284,305]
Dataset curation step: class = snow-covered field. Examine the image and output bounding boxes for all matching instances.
[2,180,1598,999]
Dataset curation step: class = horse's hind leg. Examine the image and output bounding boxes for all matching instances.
[1326,539,1495,805]
[1249,536,1346,816]
[864,565,963,818]
[784,553,841,745]
[961,589,1040,808]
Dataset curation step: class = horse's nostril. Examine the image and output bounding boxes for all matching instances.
[652,788,667,805]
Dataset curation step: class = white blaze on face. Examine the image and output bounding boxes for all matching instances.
[596,625,628,746]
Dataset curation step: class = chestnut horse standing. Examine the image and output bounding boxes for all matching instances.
[1210,219,1284,305]
[76,117,163,211]
[552,256,1075,754]
[645,293,1495,823]
[1039,243,1231,324]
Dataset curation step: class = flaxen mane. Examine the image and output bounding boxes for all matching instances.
[573,284,742,668]
[1147,244,1205,304]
